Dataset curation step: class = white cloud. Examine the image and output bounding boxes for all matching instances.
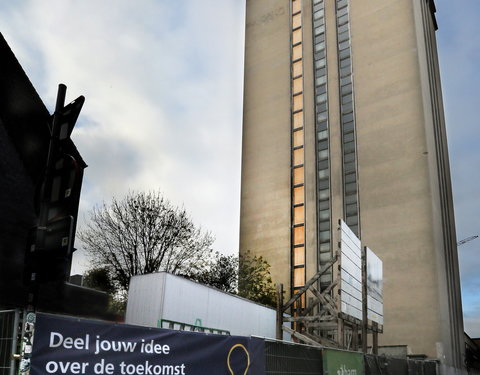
[0,0,245,273]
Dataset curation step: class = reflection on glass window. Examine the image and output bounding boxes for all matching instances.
[291,0,306,300]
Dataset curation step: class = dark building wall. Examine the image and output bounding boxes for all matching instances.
[0,118,36,306]
[0,32,50,307]
[0,34,51,187]
[0,33,86,309]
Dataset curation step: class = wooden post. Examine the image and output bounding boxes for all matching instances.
[373,322,378,355]
[307,297,314,335]
[276,283,284,340]
[352,324,358,351]
[338,318,344,348]
[282,255,337,312]
[362,246,368,353]
[281,326,322,347]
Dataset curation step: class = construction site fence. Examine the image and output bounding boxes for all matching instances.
[265,340,439,375]
[0,310,445,375]
[0,310,20,375]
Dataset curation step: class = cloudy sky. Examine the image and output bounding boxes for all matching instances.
[436,1,480,338]
[1,1,478,337]
[1,0,246,263]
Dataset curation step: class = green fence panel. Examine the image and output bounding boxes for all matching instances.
[323,349,364,375]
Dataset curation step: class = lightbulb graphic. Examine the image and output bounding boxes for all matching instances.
[227,344,250,375]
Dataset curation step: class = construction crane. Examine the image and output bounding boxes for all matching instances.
[457,235,478,246]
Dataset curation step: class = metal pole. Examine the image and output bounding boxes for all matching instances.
[55,84,66,112]
[9,310,20,375]
[38,84,68,239]
[28,84,67,311]
[352,324,358,351]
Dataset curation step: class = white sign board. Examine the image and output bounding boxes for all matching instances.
[366,247,384,324]
[339,220,363,321]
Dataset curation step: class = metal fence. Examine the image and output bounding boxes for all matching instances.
[365,355,437,375]
[265,340,323,374]
[0,312,441,375]
[265,340,438,375]
[0,310,20,375]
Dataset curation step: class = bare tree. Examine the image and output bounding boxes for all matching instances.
[79,191,214,295]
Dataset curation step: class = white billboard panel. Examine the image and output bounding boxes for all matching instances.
[341,291,363,311]
[367,310,384,325]
[339,220,363,321]
[366,247,383,325]
[367,295,383,316]
[341,302,362,321]
[340,269,362,293]
[341,254,362,281]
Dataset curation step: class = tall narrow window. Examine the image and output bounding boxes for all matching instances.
[335,0,360,237]
[312,0,332,289]
[290,0,306,308]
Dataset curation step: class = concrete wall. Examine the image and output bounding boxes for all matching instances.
[240,0,464,366]
[351,0,442,358]
[240,0,292,296]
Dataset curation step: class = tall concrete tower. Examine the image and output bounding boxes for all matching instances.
[240,0,464,368]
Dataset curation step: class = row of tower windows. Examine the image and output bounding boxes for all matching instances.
[336,0,359,236]
[291,0,306,298]
[312,0,332,288]
[291,0,362,286]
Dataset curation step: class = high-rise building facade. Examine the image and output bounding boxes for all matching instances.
[240,0,464,368]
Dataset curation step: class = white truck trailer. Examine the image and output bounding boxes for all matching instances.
[125,272,289,340]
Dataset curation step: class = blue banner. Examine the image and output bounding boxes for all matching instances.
[31,313,265,375]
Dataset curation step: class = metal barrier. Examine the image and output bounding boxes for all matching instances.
[365,354,437,375]
[0,310,20,375]
[265,340,323,374]
[265,340,439,375]
[2,311,441,375]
